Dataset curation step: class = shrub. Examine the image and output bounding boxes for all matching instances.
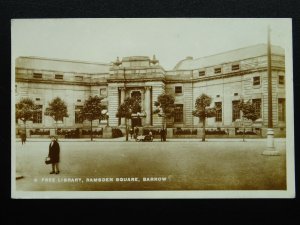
[30,129,50,135]
[112,128,123,138]
[82,129,103,136]
[205,129,227,135]
[174,128,197,135]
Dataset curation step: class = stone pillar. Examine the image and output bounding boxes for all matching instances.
[145,86,151,126]
[120,87,126,126]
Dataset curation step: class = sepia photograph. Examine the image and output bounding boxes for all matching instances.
[11,18,295,198]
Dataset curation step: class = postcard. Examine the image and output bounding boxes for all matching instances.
[11,18,295,198]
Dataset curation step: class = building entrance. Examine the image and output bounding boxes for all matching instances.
[131,90,142,127]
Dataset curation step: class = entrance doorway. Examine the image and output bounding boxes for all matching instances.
[131,91,142,127]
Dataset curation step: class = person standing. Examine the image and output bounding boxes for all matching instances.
[160,129,164,142]
[134,126,139,140]
[129,128,133,139]
[21,132,26,145]
[48,136,60,174]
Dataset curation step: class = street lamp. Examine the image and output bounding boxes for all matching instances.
[263,26,279,155]
[85,112,93,141]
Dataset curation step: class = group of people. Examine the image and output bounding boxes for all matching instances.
[129,127,166,142]
[129,126,140,140]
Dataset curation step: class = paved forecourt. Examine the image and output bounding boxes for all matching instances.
[14,138,286,191]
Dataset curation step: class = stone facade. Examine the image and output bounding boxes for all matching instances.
[15,44,286,137]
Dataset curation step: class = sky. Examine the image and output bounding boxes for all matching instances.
[12,18,292,70]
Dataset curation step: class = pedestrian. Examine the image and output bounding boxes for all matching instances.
[48,136,60,174]
[149,130,153,141]
[129,128,133,139]
[134,126,139,139]
[21,132,26,145]
[160,129,164,142]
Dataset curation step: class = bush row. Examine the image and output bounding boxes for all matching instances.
[112,128,123,138]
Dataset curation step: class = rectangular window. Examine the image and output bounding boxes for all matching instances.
[199,71,205,76]
[175,86,182,94]
[214,67,221,74]
[215,102,222,122]
[252,99,261,118]
[232,101,240,122]
[75,76,83,81]
[32,105,42,123]
[75,106,83,124]
[232,64,240,71]
[100,88,107,96]
[278,98,285,122]
[33,73,42,78]
[253,76,260,85]
[279,75,285,85]
[174,104,183,123]
[234,93,238,96]
[55,74,64,79]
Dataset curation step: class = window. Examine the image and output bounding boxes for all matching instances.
[252,99,261,118]
[75,106,83,124]
[253,76,260,85]
[100,88,107,96]
[199,71,205,76]
[214,67,221,74]
[234,93,238,96]
[174,104,183,123]
[36,98,40,101]
[32,105,42,123]
[55,74,64,80]
[33,73,42,78]
[215,102,222,122]
[75,76,83,81]
[279,75,285,85]
[216,95,220,98]
[175,86,182,94]
[232,64,240,71]
[278,98,285,122]
[77,99,81,102]
[232,101,240,122]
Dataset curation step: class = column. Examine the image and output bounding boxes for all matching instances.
[145,86,151,126]
[120,87,126,126]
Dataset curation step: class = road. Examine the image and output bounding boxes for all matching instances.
[14,138,286,191]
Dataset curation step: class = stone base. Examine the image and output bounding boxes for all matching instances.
[262,149,280,156]
[103,126,112,138]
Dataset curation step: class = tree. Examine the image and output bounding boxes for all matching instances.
[79,96,106,141]
[153,94,175,129]
[116,96,141,141]
[192,94,216,142]
[44,97,69,135]
[238,99,260,141]
[16,98,39,137]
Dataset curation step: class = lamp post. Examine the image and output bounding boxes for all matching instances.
[263,26,279,155]
[85,112,93,141]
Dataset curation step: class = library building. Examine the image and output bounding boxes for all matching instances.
[15,44,286,138]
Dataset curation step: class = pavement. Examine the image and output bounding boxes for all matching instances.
[13,138,287,192]
[15,137,286,142]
